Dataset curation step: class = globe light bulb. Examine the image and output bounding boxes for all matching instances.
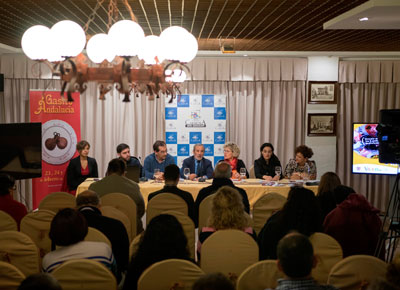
[137,35,164,65]
[86,33,115,63]
[108,20,145,56]
[21,25,51,60]
[51,20,86,57]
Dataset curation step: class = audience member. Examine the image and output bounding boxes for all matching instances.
[258,186,323,260]
[42,208,117,277]
[89,158,145,233]
[222,142,249,179]
[323,191,382,257]
[275,232,337,290]
[254,142,283,180]
[0,173,27,229]
[17,273,62,290]
[284,145,316,180]
[192,273,235,290]
[195,162,250,223]
[123,214,191,290]
[317,172,342,220]
[180,144,213,180]
[76,190,129,275]
[197,186,255,257]
[143,140,175,180]
[148,164,196,225]
[367,254,400,290]
[66,140,98,192]
[117,143,143,177]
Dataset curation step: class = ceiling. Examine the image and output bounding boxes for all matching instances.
[0,0,399,53]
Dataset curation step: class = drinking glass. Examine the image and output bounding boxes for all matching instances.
[183,168,190,182]
[153,168,160,181]
[240,168,246,179]
[275,166,281,179]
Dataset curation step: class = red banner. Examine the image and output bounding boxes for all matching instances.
[30,91,81,209]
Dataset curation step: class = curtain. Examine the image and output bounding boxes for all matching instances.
[337,61,400,211]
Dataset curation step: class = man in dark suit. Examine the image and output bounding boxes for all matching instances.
[148,164,196,226]
[116,143,143,177]
[180,144,213,180]
[76,190,129,278]
[195,161,250,224]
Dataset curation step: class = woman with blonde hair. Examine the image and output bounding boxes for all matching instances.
[197,186,255,257]
[222,142,249,179]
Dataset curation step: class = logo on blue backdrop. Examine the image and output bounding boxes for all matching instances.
[165,108,177,119]
[166,132,177,144]
[189,132,202,144]
[214,108,226,120]
[202,95,214,107]
[214,156,224,164]
[177,144,190,156]
[177,95,190,107]
[214,132,225,144]
[204,144,214,156]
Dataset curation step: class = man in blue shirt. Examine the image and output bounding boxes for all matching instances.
[180,143,213,180]
[143,140,175,180]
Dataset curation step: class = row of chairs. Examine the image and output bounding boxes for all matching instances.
[0,254,388,290]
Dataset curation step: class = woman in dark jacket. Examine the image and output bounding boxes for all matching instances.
[254,143,283,180]
[66,140,98,192]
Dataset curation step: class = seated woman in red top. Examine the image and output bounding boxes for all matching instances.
[222,142,249,179]
[0,173,27,229]
[66,140,98,193]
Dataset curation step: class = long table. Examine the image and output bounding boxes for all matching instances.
[77,178,318,209]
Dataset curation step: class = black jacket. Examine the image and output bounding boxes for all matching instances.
[66,156,98,190]
[148,185,197,226]
[194,178,250,225]
[78,206,129,273]
[254,155,283,179]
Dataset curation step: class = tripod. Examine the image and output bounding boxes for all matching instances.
[375,173,400,262]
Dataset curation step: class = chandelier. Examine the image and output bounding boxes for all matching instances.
[20,0,198,102]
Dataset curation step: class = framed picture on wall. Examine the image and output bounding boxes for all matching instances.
[308,81,337,104]
[308,113,337,136]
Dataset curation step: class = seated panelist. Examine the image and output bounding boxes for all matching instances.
[284,145,317,180]
[254,143,283,181]
[180,144,213,180]
[143,140,175,180]
[222,142,249,179]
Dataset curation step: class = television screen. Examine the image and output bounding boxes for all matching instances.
[352,123,399,175]
[0,122,42,180]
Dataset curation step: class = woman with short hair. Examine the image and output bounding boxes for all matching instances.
[254,143,283,181]
[284,145,317,180]
[223,142,249,179]
[66,140,98,192]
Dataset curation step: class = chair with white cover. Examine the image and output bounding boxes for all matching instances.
[138,259,204,290]
[236,260,283,290]
[38,192,75,213]
[20,209,55,257]
[163,210,196,260]
[198,194,215,232]
[0,261,25,290]
[0,210,17,232]
[84,227,112,247]
[100,193,137,239]
[129,232,143,261]
[252,193,286,235]
[327,255,387,290]
[249,165,255,179]
[146,193,188,225]
[200,229,259,281]
[0,231,40,276]
[309,232,343,284]
[52,259,117,290]
[100,205,132,241]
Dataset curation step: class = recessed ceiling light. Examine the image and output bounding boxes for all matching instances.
[359,17,369,22]
[243,54,248,56]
